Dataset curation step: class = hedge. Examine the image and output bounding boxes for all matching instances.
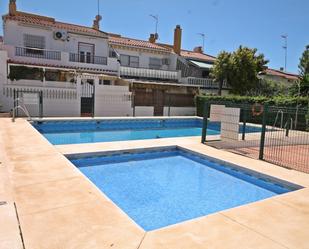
[196,95,309,116]
[196,95,309,130]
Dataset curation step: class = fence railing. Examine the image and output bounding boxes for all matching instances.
[3,84,77,100]
[181,77,229,89]
[120,66,179,81]
[69,53,107,65]
[201,101,309,173]
[15,47,61,61]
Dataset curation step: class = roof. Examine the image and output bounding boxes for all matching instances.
[8,59,118,75]
[189,60,213,69]
[265,68,299,81]
[3,12,107,37]
[180,50,216,63]
[108,35,171,52]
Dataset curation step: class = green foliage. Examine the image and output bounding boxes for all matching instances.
[196,95,309,116]
[248,79,289,97]
[211,46,268,95]
[210,51,231,95]
[8,66,44,81]
[296,46,309,96]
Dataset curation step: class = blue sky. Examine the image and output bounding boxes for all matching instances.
[1,0,308,73]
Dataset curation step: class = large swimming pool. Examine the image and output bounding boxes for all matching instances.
[69,147,300,231]
[33,118,263,145]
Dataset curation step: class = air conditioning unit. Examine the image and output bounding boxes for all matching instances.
[53,30,69,41]
[162,58,170,65]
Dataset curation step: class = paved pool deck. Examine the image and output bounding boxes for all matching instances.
[1,118,309,249]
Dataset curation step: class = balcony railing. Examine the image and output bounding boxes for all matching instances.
[15,47,61,60]
[120,66,179,81]
[182,77,229,89]
[69,53,107,65]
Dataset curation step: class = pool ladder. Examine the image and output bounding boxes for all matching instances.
[12,98,32,122]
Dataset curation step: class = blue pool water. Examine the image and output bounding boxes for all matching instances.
[33,118,263,145]
[70,148,298,231]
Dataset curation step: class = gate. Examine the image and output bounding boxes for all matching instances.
[80,79,94,117]
[201,101,309,173]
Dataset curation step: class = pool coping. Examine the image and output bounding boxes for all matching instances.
[1,118,309,249]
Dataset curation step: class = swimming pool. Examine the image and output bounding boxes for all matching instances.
[33,118,263,145]
[69,147,300,231]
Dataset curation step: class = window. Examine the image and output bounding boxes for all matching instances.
[149,57,162,69]
[120,54,139,67]
[99,80,111,85]
[23,34,45,55]
[129,56,139,67]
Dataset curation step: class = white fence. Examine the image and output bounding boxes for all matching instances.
[120,66,179,81]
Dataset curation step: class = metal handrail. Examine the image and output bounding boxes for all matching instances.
[15,47,61,60]
[69,53,107,65]
[12,98,32,122]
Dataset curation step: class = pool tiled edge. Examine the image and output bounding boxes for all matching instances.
[1,118,309,249]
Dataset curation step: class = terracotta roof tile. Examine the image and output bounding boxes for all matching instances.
[108,36,170,52]
[180,50,216,62]
[3,12,107,37]
[265,68,299,81]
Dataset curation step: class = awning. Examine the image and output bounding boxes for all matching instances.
[189,60,213,69]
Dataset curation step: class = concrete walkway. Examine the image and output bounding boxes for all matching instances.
[1,118,309,249]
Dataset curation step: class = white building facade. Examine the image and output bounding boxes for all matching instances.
[0,0,227,117]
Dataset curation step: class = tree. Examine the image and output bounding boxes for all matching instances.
[211,46,268,95]
[229,46,268,94]
[297,45,309,96]
[210,51,231,95]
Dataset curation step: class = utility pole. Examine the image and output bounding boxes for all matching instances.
[197,33,206,52]
[150,14,159,39]
[281,34,288,72]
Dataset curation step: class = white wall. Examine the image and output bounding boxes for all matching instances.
[134,106,154,116]
[114,47,177,71]
[163,106,196,116]
[4,21,109,57]
[94,84,133,117]
[0,50,8,112]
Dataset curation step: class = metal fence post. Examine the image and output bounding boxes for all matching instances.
[259,104,268,160]
[39,91,43,119]
[241,108,247,141]
[201,102,210,144]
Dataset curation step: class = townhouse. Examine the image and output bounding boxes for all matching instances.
[0,0,227,117]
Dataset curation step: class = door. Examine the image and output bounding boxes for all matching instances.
[153,89,164,116]
[78,43,94,63]
[80,79,94,117]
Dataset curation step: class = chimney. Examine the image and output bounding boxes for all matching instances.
[280,67,284,71]
[149,34,156,44]
[93,14,102,30]
[9,0,17,16]
[193,46,203,53]
[173,25,182,55]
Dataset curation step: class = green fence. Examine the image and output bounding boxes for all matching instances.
[201,100,309,174]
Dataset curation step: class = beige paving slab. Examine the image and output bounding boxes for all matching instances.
[221,198,309,249]
[0,203,23,249]
[139,213,286,249]
[9,154,80,188]
[14,176,101,216]
[19,199,145,249]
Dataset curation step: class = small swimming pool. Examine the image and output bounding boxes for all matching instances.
[69,147,300,231]
[33,118,262,145]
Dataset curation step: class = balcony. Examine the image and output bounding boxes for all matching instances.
[120,66,179,81]
[8,46,118,73]
[181,77,229,89]
[69,53,107,65]
[15,47,61,60]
